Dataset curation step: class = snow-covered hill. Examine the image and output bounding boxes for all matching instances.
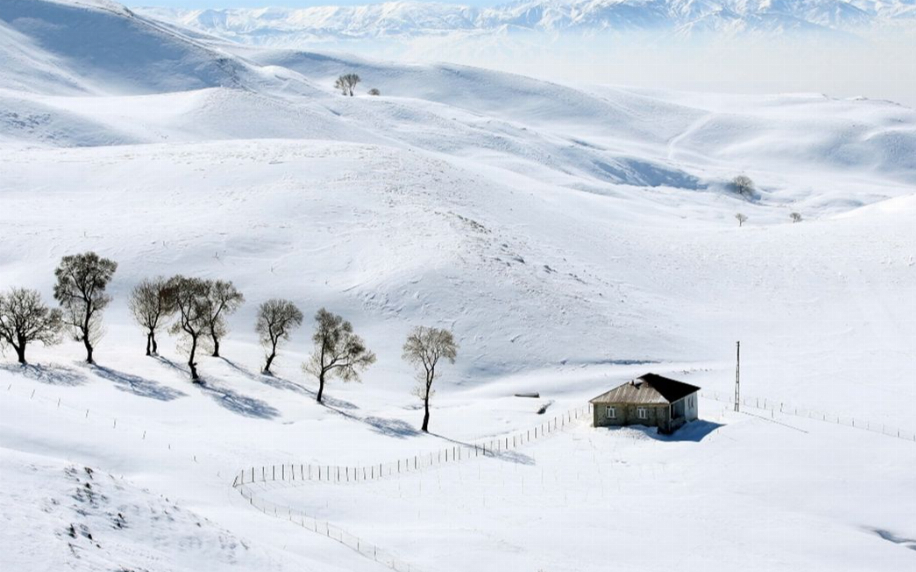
[1,1,914,571]
[137,0,916,45]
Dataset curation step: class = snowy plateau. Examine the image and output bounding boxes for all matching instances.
[1,0,915,571]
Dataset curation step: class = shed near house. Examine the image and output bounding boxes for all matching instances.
[590,373,700,434]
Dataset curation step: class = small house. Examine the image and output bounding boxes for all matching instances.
[589,373,700,434]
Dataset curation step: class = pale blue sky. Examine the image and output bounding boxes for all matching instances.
[129,0,501,7]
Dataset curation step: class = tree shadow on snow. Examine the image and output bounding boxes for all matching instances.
[220,358,359,411]
[871,528,916,551]
[363,417,421,439]
[153,356,279,420]
[153,355,189,376]
[196,379,280,420]
[0,363,87,386]
[90,365,185,402]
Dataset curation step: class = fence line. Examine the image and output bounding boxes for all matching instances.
[699,390,916,442]
[233,404,591,488]
[232,404,592,572]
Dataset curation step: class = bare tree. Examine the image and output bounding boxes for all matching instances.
[334,73,361,96]
[402,326,458,432]
[790,212,803,223]
[168,276,210,382]
[0,288,63,364]
[735,213,748,227]
[303,308,376,403]
[53,252,118,364]
[256,299,303,374]
[368,88,380,96]
[731,175,755,198]
[202,280,244,358]
[129,277,176,356]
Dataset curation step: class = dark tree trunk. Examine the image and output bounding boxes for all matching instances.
[15,343,26,365]
[316,371,325,403]
[151,334,158,355]
[145,332,152,356]
[189,335,200,382]
[211,334,220,358]
[421,396,430,433]
[83,334,94,365]
[264,350,276,374]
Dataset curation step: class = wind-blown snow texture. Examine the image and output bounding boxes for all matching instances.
[1,1,915,571]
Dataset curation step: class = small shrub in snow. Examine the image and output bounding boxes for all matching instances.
[368,88,381,96]
[303,308,376,403]
[334,73,361,96]
[53,252,118,365]
[0,288,63,364]
[735,213,748,227]
[403,326,458,432]
[790,212,803,223]
[256,299,303,374]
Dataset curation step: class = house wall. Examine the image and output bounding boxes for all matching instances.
[592,393,699,434]
[685,392,699,421]
[593,403,668,429]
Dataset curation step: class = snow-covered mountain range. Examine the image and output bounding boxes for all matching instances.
[138,0,916,44]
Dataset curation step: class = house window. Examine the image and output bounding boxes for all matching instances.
[637,407,648,420]
[606,406,616,419]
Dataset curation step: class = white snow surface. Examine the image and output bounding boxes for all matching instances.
[1,1,915,571]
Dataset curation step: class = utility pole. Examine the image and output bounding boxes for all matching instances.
[734,341,741,412]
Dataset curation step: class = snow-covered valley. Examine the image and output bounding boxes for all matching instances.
[1,1,915,570]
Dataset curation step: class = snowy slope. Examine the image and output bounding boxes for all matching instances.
[1,1,915,571]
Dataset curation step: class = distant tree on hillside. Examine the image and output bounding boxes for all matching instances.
[731,175,756,198]
[303,308,376,403]
[129,277,176,356]
[790,212,803,223]
[169,276,211,382]
[53,252,118,364]
[403,326,458,433]
[256,299,303,374]
[335,73,361,96]
[202,280,244,358]
[735,213,748,227]
[0,288,63,365]
[368,88,381,96]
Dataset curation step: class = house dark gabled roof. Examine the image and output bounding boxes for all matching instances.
[589,373,700,405]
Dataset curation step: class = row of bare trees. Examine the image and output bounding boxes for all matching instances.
[1,252,459,431]
[0,252,117,366]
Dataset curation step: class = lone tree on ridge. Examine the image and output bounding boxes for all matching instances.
[335,74,361,96]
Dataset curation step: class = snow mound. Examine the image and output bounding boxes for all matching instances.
[0,450,268,572]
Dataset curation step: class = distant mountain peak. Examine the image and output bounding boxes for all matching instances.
[135,0,915,45]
